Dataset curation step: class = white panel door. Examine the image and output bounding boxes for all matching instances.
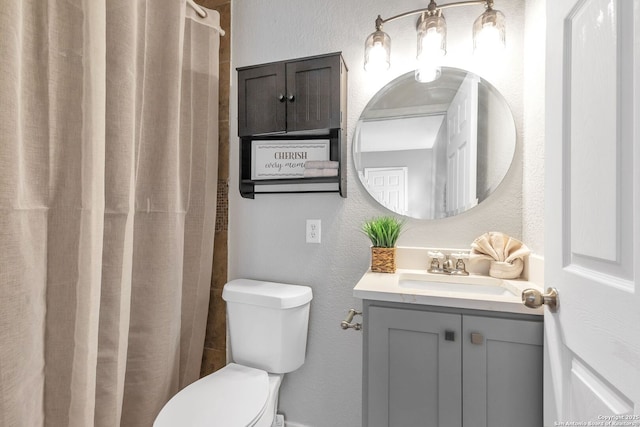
[446,73,479,216]
[363,167,408,215]
[544,0,640,425]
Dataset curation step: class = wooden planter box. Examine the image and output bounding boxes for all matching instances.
[371,247,396,273]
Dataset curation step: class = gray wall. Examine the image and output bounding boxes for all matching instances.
[228,0,544,425]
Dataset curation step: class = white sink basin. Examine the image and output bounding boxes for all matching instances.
[398,272,518,297]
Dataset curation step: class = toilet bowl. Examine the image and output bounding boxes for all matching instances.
[153,363,282,426]
[154,279,312,426]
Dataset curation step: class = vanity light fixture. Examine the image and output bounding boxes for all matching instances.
[364,0,506,82]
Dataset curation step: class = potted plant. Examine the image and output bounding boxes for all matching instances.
[362,216,404,273]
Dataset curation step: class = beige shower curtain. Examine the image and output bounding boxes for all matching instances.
[0,1,220,426]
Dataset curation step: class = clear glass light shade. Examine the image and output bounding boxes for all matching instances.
[473,8,506,54]
[364,30,391,72]
[416,14,446,61]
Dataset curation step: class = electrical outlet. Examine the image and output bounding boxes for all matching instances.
[306,219,321,244]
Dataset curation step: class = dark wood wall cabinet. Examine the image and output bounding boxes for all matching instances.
[237,52,348,198]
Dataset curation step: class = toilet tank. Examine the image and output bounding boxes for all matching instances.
[222,279,313,374]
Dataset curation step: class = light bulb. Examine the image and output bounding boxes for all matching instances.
[418,28,446,61]
[365,42,388,72]
[475,24,504,54]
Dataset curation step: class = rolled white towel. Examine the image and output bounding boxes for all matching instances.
[304,160,339,169]
[303,168,338,177]
[470,232,530,279]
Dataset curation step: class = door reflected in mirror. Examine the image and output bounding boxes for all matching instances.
[353,67,516,220]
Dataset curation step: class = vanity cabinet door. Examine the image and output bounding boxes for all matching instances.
[366,306,462,427]
[462,315,543,427]
[363,302,544,427]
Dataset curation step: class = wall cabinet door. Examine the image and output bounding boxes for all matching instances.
[237,62,286,136]
[366,306,462,427]
[285,55,343,133]
[364,303,543,427]
[237,53,345,136]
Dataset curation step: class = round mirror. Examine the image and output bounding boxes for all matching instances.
[353,67,516,219]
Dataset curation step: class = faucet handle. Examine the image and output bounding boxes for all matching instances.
[451,252,469,260]
[427,251,445,272]
[451,252,470,275]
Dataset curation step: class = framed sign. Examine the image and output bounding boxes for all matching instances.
[251,140,331,180]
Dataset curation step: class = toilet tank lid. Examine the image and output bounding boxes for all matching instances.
[222,279,313,309]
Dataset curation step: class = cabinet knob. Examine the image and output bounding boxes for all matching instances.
[277,93,286,102]
[470,333,484,345]
[288,94,295,102]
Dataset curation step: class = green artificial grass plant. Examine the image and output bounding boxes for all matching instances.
[361,216,404,248]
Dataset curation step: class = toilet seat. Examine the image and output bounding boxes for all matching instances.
[153,363,270,427]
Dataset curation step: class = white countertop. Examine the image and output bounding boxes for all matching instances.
[353,268,544,315]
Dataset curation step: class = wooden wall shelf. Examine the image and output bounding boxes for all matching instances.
[237,52,348,198]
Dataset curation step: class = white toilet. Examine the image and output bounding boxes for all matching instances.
[154,278,313,427]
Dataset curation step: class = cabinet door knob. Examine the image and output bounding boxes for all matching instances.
[470,333,484,345]
[288,94,295,102]
[278,93,286,102]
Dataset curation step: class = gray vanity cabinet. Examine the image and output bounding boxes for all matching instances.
[237,53,346,136]
[461,315,543,427]
[363,301,543,427]
[366,306,462,427]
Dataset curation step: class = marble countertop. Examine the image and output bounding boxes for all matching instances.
[353,268,544,315]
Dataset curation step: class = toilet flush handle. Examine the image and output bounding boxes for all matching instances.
[340,308,362,331]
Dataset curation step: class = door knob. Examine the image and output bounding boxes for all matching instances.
[288,94,295,102]
[278,93,286,102]
[522,287,558,312]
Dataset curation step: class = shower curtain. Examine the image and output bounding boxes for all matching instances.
[0,1,221,426]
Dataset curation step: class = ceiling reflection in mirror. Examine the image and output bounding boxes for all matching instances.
[353,67,516,219]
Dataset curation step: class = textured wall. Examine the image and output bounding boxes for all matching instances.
[229,0,539,425]
[522,0,546,255]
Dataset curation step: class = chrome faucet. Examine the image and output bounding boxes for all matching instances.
[428,251,469,276]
